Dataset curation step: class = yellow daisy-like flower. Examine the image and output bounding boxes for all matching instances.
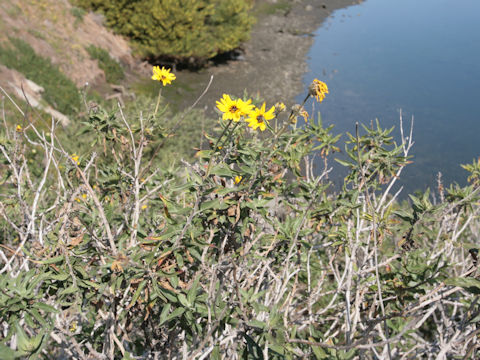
[234,175,242,184]
[70,154,80,165]
[152,66,176,86]
[216,94,251,122]
[16,124,23,132]
[247,103,275,131]
[309,79,329,103]
[238,98,255,117]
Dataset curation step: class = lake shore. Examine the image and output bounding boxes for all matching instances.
[167,0,362,115]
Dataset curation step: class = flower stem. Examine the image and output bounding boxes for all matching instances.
[204,120,232,178]
[154,87,163,116]
[219,121,241,150]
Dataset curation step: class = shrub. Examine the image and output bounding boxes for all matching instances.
[86,45,125,84]
[70,6,86,24]
[1,77,480,358]
[74,0,254,62]
[0,37,81,115]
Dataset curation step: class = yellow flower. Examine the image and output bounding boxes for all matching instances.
[247,103,275,131]
[309,79,329,103]
[69,321,77,333]
[141,204,148,210]
[152,66,176,86]
[237,98,255,117]
[16,124,23,132]
[70,154,80,165]
[81,194,87,199]
[216,94,251,122]
[234,176,242,184]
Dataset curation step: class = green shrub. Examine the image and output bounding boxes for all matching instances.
[75,0,254,62]
[0,37,80,115]
[86,45,125,83]
[70,6,86,21]
[2,78,480,358]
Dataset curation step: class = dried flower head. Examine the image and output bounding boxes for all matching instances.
[309,79,329,103]
[274,102,286,116]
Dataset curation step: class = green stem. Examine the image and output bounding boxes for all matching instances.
[219,121,241,150]
[154,87,162,116]
[204,120,232,179]
[276,93,311,139]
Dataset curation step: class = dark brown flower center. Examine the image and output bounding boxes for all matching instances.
[256,115,264,123]
[229,106,239,113]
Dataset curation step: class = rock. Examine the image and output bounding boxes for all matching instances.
[25,79,44,95]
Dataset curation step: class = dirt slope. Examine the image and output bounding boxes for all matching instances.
[0,0,136,91]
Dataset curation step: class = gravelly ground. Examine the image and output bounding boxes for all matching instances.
[167,0,361,116]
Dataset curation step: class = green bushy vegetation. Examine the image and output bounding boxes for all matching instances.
[0,37,81,115]
[70,6,87,26]
[74,0,254,62]
[1,77,480,359]
[86,45,125,84]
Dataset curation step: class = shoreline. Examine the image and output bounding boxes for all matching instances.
[167,0,361,115]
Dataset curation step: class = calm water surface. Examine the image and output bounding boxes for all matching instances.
[300,0,480,193]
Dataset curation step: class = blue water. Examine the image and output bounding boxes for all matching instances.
[300,0,480,194]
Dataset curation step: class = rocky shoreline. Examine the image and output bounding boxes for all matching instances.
[170,0,361,115]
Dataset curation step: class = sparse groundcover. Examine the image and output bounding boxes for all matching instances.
[0,37,81,115]
[70,6,87,25]
[85,45,125,84]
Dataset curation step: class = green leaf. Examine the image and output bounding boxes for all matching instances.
[58,285,79,297]
[164,307,185,323]
[200,199,229,212]
[159,288,177,303]
[15,324,45,357]
[38,255,64,265]
[247,320,266,330]
[0,344,16,360]
[445,277,480,293]
[50,272,70,281]
[174,251,184,268]
[187,276,200,305]
[209,163,236,177]
[78,279,100,289]
[128,280,147,308]
[177,293,190,308]
[27,308,48,327]
[159,303,171,325]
